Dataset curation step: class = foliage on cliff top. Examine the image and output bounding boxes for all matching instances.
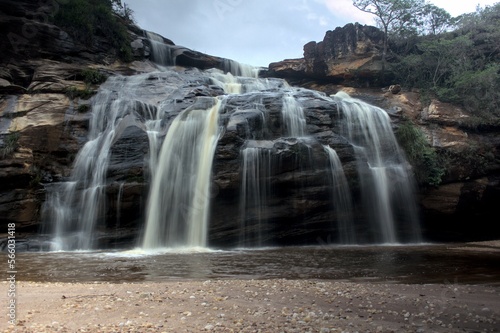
[388,2,500,126]
[51,0,134,62]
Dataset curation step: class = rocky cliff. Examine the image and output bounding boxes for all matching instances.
[1,1,499,250]
[0,0,256,246]
[268,23,500,242]
[265,23,385,85]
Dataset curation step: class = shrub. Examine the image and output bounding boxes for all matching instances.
[77,104,91,113]
[52,0,133,62]
[65,86,96,100]
[81,68,108,85]
[395,119,444,187]
[0,132,20,159]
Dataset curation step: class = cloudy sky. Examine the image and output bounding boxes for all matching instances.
[125,0,499,67]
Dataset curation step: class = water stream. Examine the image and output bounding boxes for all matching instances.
[324,145,355,244]
[332,91,421,244]
[143,98,222,249]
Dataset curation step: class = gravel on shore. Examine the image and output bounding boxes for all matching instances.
[2,279,499,333]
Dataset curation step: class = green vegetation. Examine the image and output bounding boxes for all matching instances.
[395,119,444,187]
[0,132,20,159]
[77,104,91,113]
[353,1,500,126]
[65,86,96,100]
[82,68,108,85]
[439,145,495,179]
[51,0,134,62]
[353,0,427,70]
[29,165,43,188]
[65,68,107,101]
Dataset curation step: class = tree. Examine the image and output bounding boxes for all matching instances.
[421,4,452,35]
[352,0,425,69]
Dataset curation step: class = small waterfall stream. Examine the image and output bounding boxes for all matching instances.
[281,93,307,137]
[324,145,355,244]
[142,98,222,249]
[332,91,421,243]
[43,75,158,250]
[239,143,273,247]
[145,31,176,66]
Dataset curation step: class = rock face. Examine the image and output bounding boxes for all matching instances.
[266,23,384,84]
[0,0,255,249]
[316,87,500,242]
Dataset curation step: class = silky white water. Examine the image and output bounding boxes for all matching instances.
[282,94,307,137]
[324,145,355,244]
[239,144,273,247]
[145,31,176,66]
[44,78,156,250]
[142,98,222,249]
[332,91,421,243]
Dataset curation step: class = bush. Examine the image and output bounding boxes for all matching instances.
[77,104,91,113]
[391,3,500,124]
[395,119,444,187]
[65,86,96,100]
[52,0,133,62]
[0,132,20,159]
[82,68,108,85]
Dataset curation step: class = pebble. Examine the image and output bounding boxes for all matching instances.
[7,279,499,333]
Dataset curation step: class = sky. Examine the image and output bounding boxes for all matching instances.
[125,0,499,67]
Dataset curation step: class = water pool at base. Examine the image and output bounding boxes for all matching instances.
[15,244,500,285]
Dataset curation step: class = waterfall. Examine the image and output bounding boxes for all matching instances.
[43,75,161,251]
[221,59,259,78]
[145,31,176,66]
[239,142,273,247]
[324,145,355,244]
[41,63,422,251]
[332,91,421,244]
[282,93,307,137]
[208,68,273,94]
[116,182,125,226]
[142,97,222,249]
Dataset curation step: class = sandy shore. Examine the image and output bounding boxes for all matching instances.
[2,279,499,333]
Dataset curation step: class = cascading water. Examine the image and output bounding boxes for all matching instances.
[42,51,422,251]
[142,98,222,249]
[221,59,260,78]
[43,77,157,250]
[332,91,421,244]
[42,58,279,251]
[324,145,355,244]
[281,93,307,137]
[145,31,176,66]
[239,142,273,247]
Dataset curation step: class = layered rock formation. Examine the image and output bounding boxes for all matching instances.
[265,20,500,243]
[265,23,385,85]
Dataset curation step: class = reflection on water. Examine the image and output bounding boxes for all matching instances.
[16,244,500,285]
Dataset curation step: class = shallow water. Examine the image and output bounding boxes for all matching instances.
[16,244,500,285]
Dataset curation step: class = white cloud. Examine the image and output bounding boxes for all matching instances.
[429,0,498,17]
[322,0,376,25]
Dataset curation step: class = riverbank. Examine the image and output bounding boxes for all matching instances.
[2,279,499,333]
